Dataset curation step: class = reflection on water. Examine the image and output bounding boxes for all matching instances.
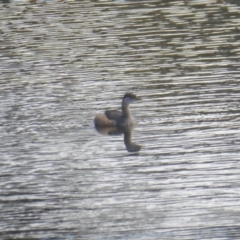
[95,124,141,153]
[1,0,240,239]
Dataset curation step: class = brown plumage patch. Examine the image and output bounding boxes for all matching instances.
[94,113,116,127]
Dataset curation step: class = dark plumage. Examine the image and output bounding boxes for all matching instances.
[94,92,141,127]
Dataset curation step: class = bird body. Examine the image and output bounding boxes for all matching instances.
[94,92,141,127]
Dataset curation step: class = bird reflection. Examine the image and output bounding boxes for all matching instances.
[95,124,141,153]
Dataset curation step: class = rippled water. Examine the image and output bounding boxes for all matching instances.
[1,0,240,239]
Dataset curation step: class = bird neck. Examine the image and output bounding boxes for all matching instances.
[122,101,131,117]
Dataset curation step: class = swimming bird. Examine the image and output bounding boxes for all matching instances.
[94,92,141,128]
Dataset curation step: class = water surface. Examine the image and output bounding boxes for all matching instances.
[1,0,240,239]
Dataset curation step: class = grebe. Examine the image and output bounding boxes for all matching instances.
[94,92,141,127]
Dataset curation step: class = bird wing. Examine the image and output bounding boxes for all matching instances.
[105,110,122,120]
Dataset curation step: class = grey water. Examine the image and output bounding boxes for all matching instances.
[1,0,240,239]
